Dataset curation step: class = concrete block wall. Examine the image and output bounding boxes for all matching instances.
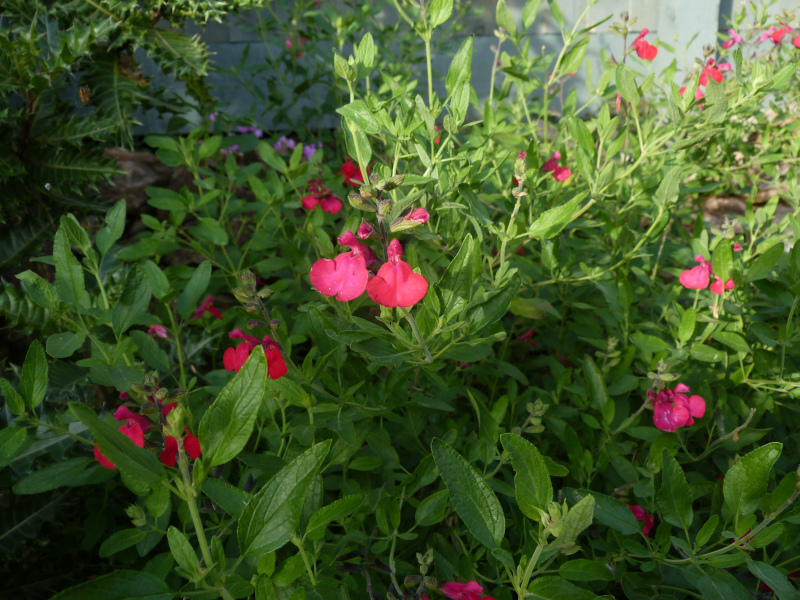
[136,0,792,133]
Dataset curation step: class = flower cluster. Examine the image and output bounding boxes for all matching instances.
[441,581,495,600]
[626,504,655,536]
[310,173,430,308]
[193,296,223,320]
[301,180,342,214]
[223,328,287,380]
[631,28,658,61]
[339,157,365,186]
[722,29,742,49]
[679,250,737,295]
[680,58,731,104]
[541,152,571,182]
[759,23,793,44]
[273,136,321,161]
[648,383,706,432]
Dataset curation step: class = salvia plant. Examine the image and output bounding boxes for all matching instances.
[2,0,800,599]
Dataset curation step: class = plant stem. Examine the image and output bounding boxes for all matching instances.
[400,307,433,363]
[291,535,317,586]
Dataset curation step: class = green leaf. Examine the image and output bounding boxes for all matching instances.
[500,433,552,519]
[655,166,683,207]
[0,427,28,468]
[496,0,517,36]
[113,265,152,337]
[723,442,782,519]
[0,379,25,416]
[546,0,564,28]
[522,0,544,30]
[679,308,696,344]
[695,514,719,548]
[616,64,640,105]
[198,349,266,468]
[431,438,505,549]
[582,356,612,424]
[238,440,331,556]
[202,479,251,519]
[657,451,693,529]
[712,240,733,282]
[468,274,521,333]
[60,214,91,252]
[96,199,126,255]
[198,136,222,159]
[20,340,48,409]
[630,332,672,353]
[527,576,601,599]
[142,260,170,300]
[354,32,377,79]
[550,495,594,552]
[563,488,640,535]
[257,142,286,174]
[436,234,474,321]
[53,226,88,308]
[429,0,454,28]
[747,559,800,600]
[446,37,473,96]
[16,270,59,310]
[560,36,589,75]
[747,243,783,282]
[13,457,94,494]
[46,330,86,359]
[69,402,165,486]
[689,343,723,362]
[306,494,365,540]
[528,194,584,239]
[696,568,750,600]
[99,529,148,558]
[50,570,173,600]
[130,330,171,375]
[336,100,381,135]
[558,559,615,582]
[177,260,211,319]
[713,331,749,354]
[167,526,200,574]
[415,489,449,526]
[191,217,229,246]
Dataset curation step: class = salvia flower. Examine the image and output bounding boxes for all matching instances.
[710,276,735,295]
[194,296,223,320]
[222,329,288,379]
[389,207,430,233]
[301,180,342,214]
[366,239,429,308]
[441,581,495,600]
[794,33,800,48]
[160,431,202,467]
[626,504,655,537]
[148,324,168,339]
[733,242,743,252]
[631,28,658,61]
[649,383,706,432]
[699,58,724,86]
[94,406,152,469]
[541,152,571,182]
[520,328,536,347]
[310,231,373,301]
[340,157,364,186]
[357,220,378,240]
[771,24,793,44]
[759,26,778,43]
[679,255,712,290]
[722,29,742,49]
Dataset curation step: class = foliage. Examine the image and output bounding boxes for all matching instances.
[2,1,800,600]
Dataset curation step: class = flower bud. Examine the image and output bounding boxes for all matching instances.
[239,270,256,286]
[423,576,437,590]
[247,319,269,330]
[389,208,429,233]
[166,388,188,402]
[154,387,168,402]
[165,404,186,438]
[257,288,273,299]
[404,576,422,588]
[270,319,281,330]
[377,198,393,215]
[359,186,375,199]
[369,172,380,185]
[357,220,379,240]
[233,287,252,303]
[348,193,377,212]
[382,174,405,191]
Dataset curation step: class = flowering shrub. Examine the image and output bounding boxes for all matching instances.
[2,1,800,599]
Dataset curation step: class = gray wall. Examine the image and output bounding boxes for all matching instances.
[137,0,797,133]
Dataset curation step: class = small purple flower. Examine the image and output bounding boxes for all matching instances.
[237,126,251,135]
[209,113,217,122]
[274,136,296,154]
[303,143,320,161]
[253,128,264,139]
[148,324,169,339]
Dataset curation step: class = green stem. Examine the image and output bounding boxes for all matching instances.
[400,307,433,363]
[291,534,317,586]
[167,306,187,389]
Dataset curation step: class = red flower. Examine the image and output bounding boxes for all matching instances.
[699,59,724,86]
[340,157,364,186]
[223,330,288,379]
[442,581,494,600]
[194,296,223,320]
[520,328,536,347]
[771,24,793,44]
[309,231,374,301]
[357,220,378,240]
[541,152,571,182]
[366,239,428,308]
[732,242,743,252]
[679,266,710,290]
[794,33,800,49]
[626,504,655,537]
[160,430,202,467]
[94,407,151,469]
[434,125,441,145]
[301,180,342,214]
[147,324,168,339]
[710,277,735,295]
[722,29,742,49]
[631,28,658,61]
[650,383,706,432]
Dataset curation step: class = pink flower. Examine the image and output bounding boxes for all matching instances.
[442,581,495,600]
[759,26,777,43]
[722,29,742,49]
[732,242,742,251]
[679,266,710,290]
[94,407,150,469]
[794,33,800,48]
[631,28,658,61]
[357,220,378,240]
[717,62,732,72]
[310,231,374,302]
[119,392,129,401]
[626,504,655,537]
[160,430,202,466]
[366,239,429,308]
[147,324,168,339]
[222,333,288,379]
[208,113,217,122]
[301,180,342,214]
[541,152,571,182]
[694,254,713,273]
[699,59,724,86]
[194,296,223,320]
[520,328,536,347]
[407,208,430,225]
[650,384,706,432]
[434,125,441,145]
[710,277,735,295]
[340,157,364,186]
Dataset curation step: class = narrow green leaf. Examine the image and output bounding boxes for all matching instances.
[528,194,584,239]
[429,0,454,28]
[13,457,93,494]
[527,576,601,599]
[436,234,474,321]
[500,433,552,519]
[415,489,449,527]
[695,514,719,548]
[238,440,331,556]
[53,226,88,308]
[306,494,365,540]
[198,349,266,468]
[616,64,640,105]
[0,379,25,416]
[20,340,48,409]
[582,356,612,424]
[336,100,381,135]
[16,270,59,310]
[446,37,473,96]
[50,570,173,600]
[712,240,733,282]
[563,488,640,535]
[202,479,251,519]
[176,260,211,319]
[99,529,147,558]
[550,495,594,552]
[679,308,696,344]
[558,559,615,582]
[431,438,505,549]
[0,427,28,468]
[96,199,127,255]
[657,451,693,529]
[746,243,783,282]
[496,0,517,35]
[522,0,544,30]
[747,559,800,600]
[723,443,782,519]
[560,36,589,75]
[112,265,152,336]
[167,526,200,574]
